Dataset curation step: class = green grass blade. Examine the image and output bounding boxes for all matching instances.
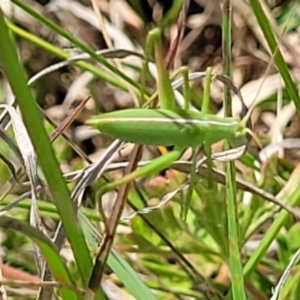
[97,149,183,196]
[249,0,300,113]
[0,216,80,300]
[0,9,92,287]
[149,28,175,110]
[158,0,183,31]
[6,22,143,96]
[222,1,246,299]
[226,165,300,299]
[226,163,247,300]
[79,212,157,300]
[0,198,157,299]
[243,166,300,279]
[181,66,191,110]
[202,67,212,114]
[181,147,198,220]
[108,251,157,300]
[11,0,142,94]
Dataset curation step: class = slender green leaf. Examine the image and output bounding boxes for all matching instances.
[0,216,80,300]
[222,1,246,299]
[0,8,92,287]
[250,0,300,114]
[79,212,157,300]
[11,0,142,95]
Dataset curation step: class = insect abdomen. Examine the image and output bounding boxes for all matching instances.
[87,109,241,147]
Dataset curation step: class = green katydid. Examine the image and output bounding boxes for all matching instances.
[87,28,251,220]
[87,108,248,148]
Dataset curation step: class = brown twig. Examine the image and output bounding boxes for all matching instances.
[165,0,190,69]
[88,145,143,292]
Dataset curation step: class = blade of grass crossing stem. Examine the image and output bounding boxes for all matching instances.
[222,1,246,299]
[0,8,92,287]
[249,0,300,114]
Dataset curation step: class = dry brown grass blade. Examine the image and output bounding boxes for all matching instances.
[51,139,123,255]
[71,140,123,203]
[0,105,44,273]
[165,0,190,69]
[0,97,93,221]
[49,95,91,142]
[88,145,143,292]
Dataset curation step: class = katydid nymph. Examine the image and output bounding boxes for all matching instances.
[87,28,251,220]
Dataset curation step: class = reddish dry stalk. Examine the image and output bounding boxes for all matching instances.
[88,145,143,291]
[165,0,190,69]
